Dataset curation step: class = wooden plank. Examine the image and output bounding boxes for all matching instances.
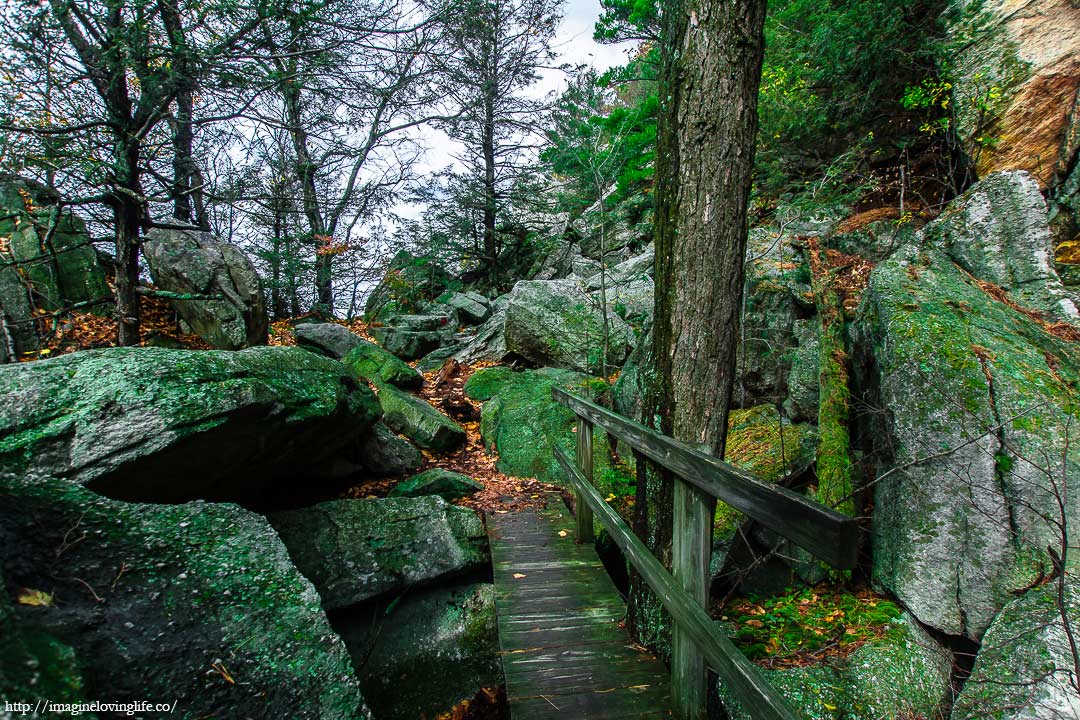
[554,446,800,720]
[671,477,715,720]
[551,386,858,569]
[576,417,596,543]
[489,498,672,719]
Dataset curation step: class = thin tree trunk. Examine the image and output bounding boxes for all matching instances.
[171,89,195,223]
[282,76,332,312]
[114,200,141,346]
[482,94,498,283]
[114,133,144,347]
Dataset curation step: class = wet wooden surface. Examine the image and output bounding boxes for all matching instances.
[488,496,672,719]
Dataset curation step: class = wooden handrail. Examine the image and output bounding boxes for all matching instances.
[554,445,800,720]
[551,387,858,569]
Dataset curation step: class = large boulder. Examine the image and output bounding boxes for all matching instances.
[735,228,813,409]
[143,223,268,350]
[719,614,952,720]
[341,340,423,389]
[443,292,491,325]
[0,474,369,718]
[853,243,1080,640]
[0,178,108,315]
[294,322,366,359]
[0,177,109,361]
[922,171,1079,321]
[464,366,610,485]
[0,346,382,504]
[268,497,489,611]
[504,279,633,374]
[354,423,423,476]
[584,245,655,291]
[335,583,501,720]
[364,250,451,322]
[782,319,820,423]
[945,0,1080,190]
[528,237,579,281]
[375,382,467,452]
[454,305,509,366]
[369,319,452,361]
[952,578,1080,720]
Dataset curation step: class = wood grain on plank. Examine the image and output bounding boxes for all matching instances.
[489,496,673,719]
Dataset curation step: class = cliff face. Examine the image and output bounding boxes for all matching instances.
[947,0,1080,191]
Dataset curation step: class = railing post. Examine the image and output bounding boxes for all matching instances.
[574,417,595,543]
[671,477,716,720]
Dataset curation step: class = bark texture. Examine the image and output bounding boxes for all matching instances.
[628,1,767,715]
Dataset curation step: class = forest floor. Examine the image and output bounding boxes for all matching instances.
[340,357,562,513]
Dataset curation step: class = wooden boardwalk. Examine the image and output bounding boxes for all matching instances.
[488,496,673,719]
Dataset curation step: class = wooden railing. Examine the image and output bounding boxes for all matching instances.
[551,387,859,720]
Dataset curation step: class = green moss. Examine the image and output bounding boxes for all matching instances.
[722,587,902,663]
[715,406,816,540]
[0,474,367,716]
[814,286,855,518]
[342,341,423,388]
[465,366,613,485]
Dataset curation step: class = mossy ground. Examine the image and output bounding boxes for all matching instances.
[720,586,902,666]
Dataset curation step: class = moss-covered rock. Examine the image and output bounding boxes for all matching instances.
[464,366,611,485]
[719,614,951,720]
[443,292,491,325]
[922,170,1079,321]
[736,228,814,408]
[952,578,1080,719]
[335,583,501,720]
[0,568,90,711]
[0,346,381,504]
[712,406,817,577]
[364,250,452,322]
[0,474,368,718]
[503,279,633,374]
[0,176,108,317]
[369,326,450,361]
[341,339,423,388]
[269,497,488,611]
[375,382,466,452]
[354,422,423,476]
[853,242,1080,639]
[390,468,483,501]
[143,224,269,350]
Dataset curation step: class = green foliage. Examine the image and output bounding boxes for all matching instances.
[593,0,659,43]
[753,0,947,195]
[723,587,903,663]
[540,61,659,224]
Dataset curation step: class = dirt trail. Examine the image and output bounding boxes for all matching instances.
[343,358,559,514]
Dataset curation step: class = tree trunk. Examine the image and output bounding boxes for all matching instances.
[630,1,767,717]
[270,202,288,320]
[171,89,195,223]
[114,199,141,346]
[482,94,498,283]
[114,134,145,347]
[282,77,332,312]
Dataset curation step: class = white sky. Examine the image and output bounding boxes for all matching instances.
[395,0,636,222]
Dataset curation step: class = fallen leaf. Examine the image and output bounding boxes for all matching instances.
[513,573,527,579]
[16,588,53,606]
